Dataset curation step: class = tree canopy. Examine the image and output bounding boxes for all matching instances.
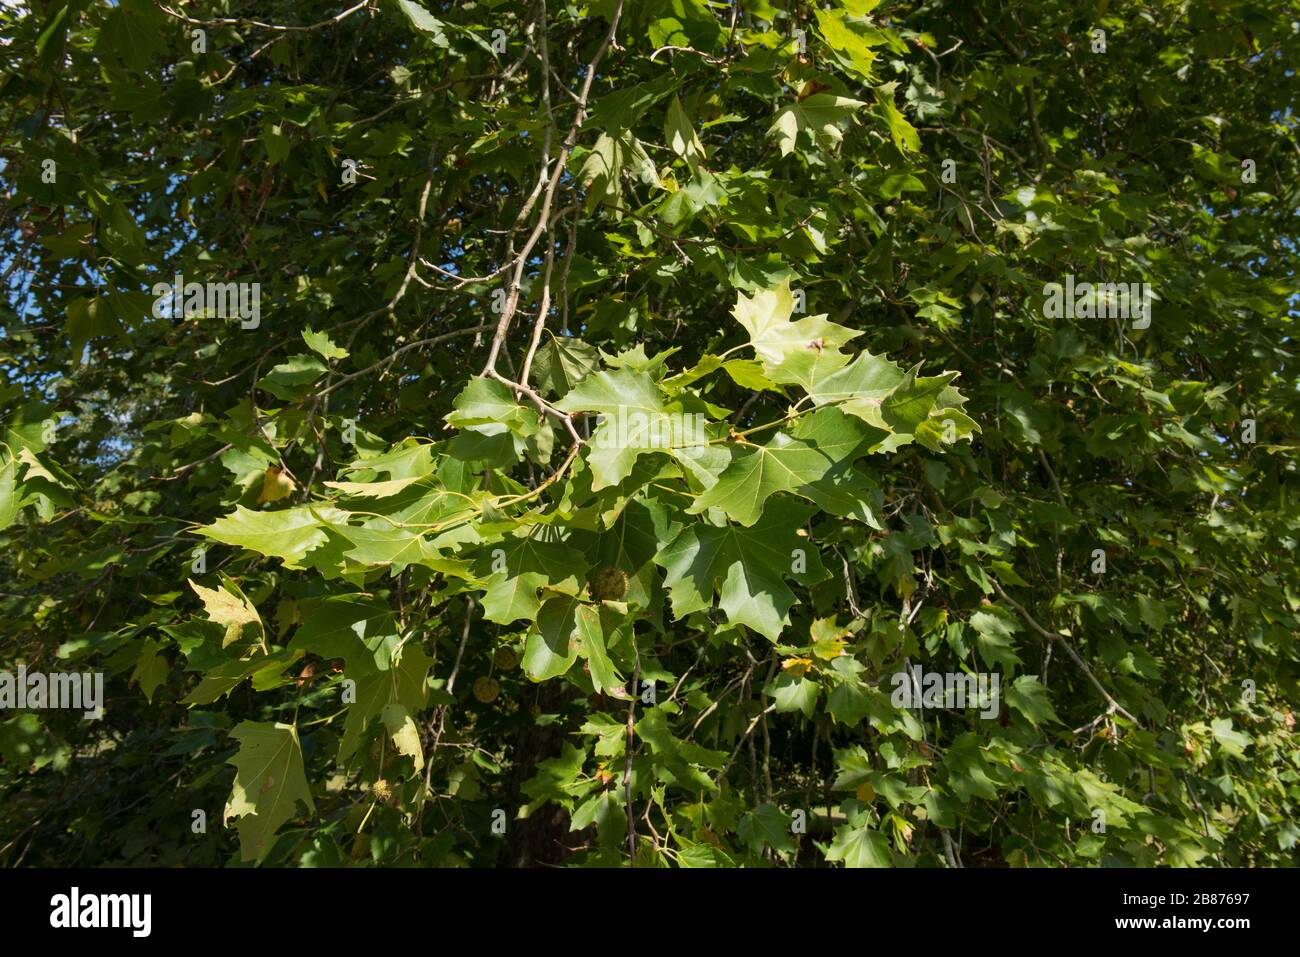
[1,0,1297,867]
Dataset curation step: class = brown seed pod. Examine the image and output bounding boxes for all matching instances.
[371,779,393,804]
[473,676,500,704]
[591,566,629,601]
[493,646,517,670]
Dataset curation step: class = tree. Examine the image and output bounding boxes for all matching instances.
[1,0,1296,868]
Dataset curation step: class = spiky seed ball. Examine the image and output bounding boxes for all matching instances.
[591,566,628,601]
[371,779,393,804]
[493,646,517,670]
[473,676,500,704]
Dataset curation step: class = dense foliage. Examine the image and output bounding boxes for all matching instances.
[1,0,1297,868]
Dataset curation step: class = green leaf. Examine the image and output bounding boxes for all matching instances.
[330,522,472,576]
[766,672,819,716]
[0,452,18,531]
[258,355,328,400]
[738,803,796,854]
[635,707,724,792]
[473,532,586,625]
[446,377,539,435]
[665,95,706,167]
[676,841,737,867]
[779,350,906,430]
[577,132,625,212]
[182,649,301,705]
[969,607,1024,671]
[1006,675,1060,728]
[65,298,120,366]
[339,641,432,763]
[688,432,829,526]
[523,594,581,681]
[395,0,450,46]
[522,742,592,803]
[556,367,685,488]
[188,575,264,648]
[287,595,400,679]
[815,9,880,80]
[826,659,875,725]
[261,123,290,165]
[874,83,920,153]
[224,721,316,863]
[533,337,600,398]
[197,505,349,567]
[381,703,424,772]
[35,4,71,70]
[943,733,999,802]
[573,603,625,695]
[96,0,166,73]
[1210,718,1251,758]
[656,498,828,640]
[130,638,169,703]
[697,405,873,526]
[302,327,349,361]
[322,476,425,498]
[446,377,539,466]
[768,94,867,157]
[732,279,861,365]
[825,820,891,867]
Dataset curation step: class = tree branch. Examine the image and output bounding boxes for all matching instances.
[991,581,1139,725]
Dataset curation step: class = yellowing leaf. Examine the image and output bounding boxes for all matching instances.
[732,279,861,365]
[188,575,264,648]
[812,615,850,658]
[255,465,296,505]
[782,657,813,678]
[381,703,424,772]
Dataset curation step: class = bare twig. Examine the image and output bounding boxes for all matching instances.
[158,1,370,33]
[486,369,585,447]
[481,0,625,374]
[312,324,493,400]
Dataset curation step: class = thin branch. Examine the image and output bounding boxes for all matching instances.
[486,369,584,447]
[991,581,1139,725]
[624,654,640,865]
[481,0,625,374]
[519,207,571,387]
[157,1,370,33]
[312,324,493,400]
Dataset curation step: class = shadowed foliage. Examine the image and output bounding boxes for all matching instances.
[0,0,1297,867]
